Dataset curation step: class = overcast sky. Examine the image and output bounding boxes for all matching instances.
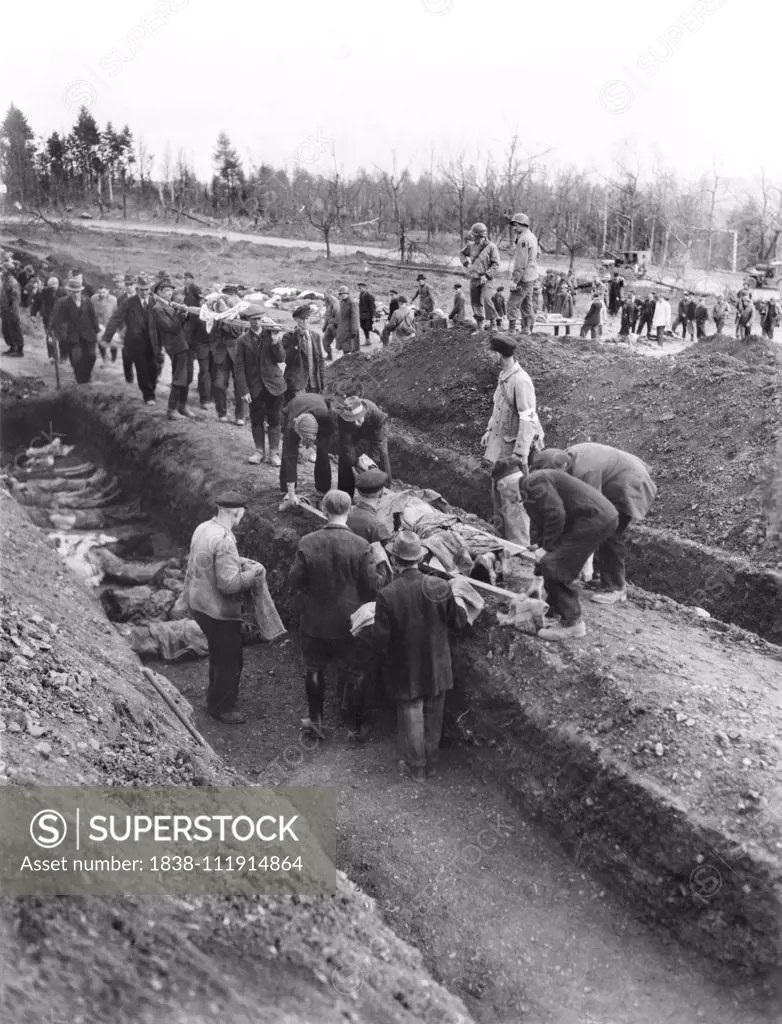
[3,0,780,189]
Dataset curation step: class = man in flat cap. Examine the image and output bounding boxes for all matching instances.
[279,392,337,510]
[104,275,161,403]
[481,334,544,546]
[289,489,378,739]
[183,491,267,723]
[347,468,393,543]
[234,307,287,466]
[283,304,324,404]
[357,282,377,346]
[507,213,539,335]
[337,395,393,499]
[152,277,195,420]
[50,274,101,383]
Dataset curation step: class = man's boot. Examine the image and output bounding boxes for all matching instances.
[248,424,266,464]
[471,318,484,336]
[302,669,325,739]
[268,427,281,467]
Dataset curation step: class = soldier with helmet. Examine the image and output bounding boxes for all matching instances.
[507,213,539,335]
[459,222,501,334]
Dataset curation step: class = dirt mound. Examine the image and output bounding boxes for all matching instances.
[328,325,781,562]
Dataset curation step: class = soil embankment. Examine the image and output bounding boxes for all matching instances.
[2,382,781,993]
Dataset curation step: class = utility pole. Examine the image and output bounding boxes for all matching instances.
[601,189,609,257]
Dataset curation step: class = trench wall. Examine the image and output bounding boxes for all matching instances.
[2,389,781,978]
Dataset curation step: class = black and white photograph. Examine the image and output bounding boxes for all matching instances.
[0,0,781,1021]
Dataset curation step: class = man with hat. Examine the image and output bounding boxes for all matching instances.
[151,277,195,420]
[91,284,118,364]
[491,285,507,329]
[279,392,337,509]
[31,275,67,362]
[380,295,415,345]
[234,308,287,466]
[507,213,539,335]
[372,530,466,780]
[210,285,249,425]
[283,304,324,404]
[288,489,378,739]
[531,442,657,605]
[0,260,24,357]
[49,275,101,383]
[181,279,213,408]
[183,491,267,724]
[337,396,393,499]
[448,282,466,325]
[104,275,161,402]
[347,468,393,543]
[357,282,377,346]
[480,334,544,547]
[519,470,619,641]
[411,274,436,317]
[335,285,360,354]
[459,222,501,333]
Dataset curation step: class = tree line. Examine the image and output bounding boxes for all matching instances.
[1,102,780,271]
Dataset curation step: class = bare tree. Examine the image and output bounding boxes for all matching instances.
[374,154,411,236]
[304,171,356,258]
[440,155,478,242]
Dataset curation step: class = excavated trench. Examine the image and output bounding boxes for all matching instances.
[2,385,782,1013]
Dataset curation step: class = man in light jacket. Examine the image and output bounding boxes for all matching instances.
[480,334,544,546]
[183,491,266,723]
[651,292,671,346]
[336,285,360,354]
[531,443,657,604]
[460,223,501,334]
[507,213,539,335]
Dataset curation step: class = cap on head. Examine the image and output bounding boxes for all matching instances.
[244,303,265,319]
[393,530,424,562]
[355,468,387,494]
[322,489,352,516]
[510,213,530,228]
[339,396,367,422]
[389,288,398,295]
[489,334,517,358]
[154,277,174,293]
[337,286,349,296]
[357,282,367,288]
[416,274,426,281]
[46,276,59,288]
[490,456,526,482]
[66,274,84,292]
[215,491,248,509]
[292,304,312,320]
[529,448,569,472]
[294,412,318,442]
[397,294,409,304]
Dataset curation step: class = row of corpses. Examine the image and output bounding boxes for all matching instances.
[3,439,557,667]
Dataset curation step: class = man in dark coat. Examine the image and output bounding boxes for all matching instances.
[103,275,160,403]
[372,531,466,779]
[531,443,656,604]
[388,289,400,318]
[235,309,287,467]
[31,275,67,361]
[492,285,507,326]
[279,392,337,509]
[694,299,710,339]
[608,272,625,316]
[672,292,691,339]
[321,290,340,362]
[289,489,378,739]
[411,274,435,316]
[636,293,656,339]
[346,468,393,543]
[336,285,360,354]
[211,287,248,424]
[337,396,393,499]
[49,275,101,383]
[182,282,213,408]
[519,469,619,641]
[1,263,24,356]
[357,283,377,346]
[283,304,324,402]
[448,283,466,324]
[619,292,638,338]
[151,277,194,420]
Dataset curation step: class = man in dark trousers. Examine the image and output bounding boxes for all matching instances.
[694,298,710,339]
[672,292,691,339]
[358,283,377,346]
[288,489,378,739]
[388,289,400,318]
[519,469,619,641]
[636,293,656,339]
[492,285,507,327]
[151,277,194,420]
[1,261,24,356]
[234,308,287,467]
[279,392,337,510]
[372,530,466,780]
[182,281,213,408]
[460,223,501,334]
[50,275,100,383]
[211,287,248,425]
[337,395,393,498]
[283,304,324,403]
[448,282,466,324]
[104,275,160,404]
[411,274,436,316]
[346,468,393,543]
[608,272,625,316]
[321,289,340,362]
[31,275,67,362]
[531,443,656,605]
[183,491,266,724]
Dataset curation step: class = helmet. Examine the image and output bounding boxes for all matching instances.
[470,222,488,236]
[510,213,530,227]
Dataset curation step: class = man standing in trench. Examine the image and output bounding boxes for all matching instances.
[183,492,266,724]
[531,442,657,605]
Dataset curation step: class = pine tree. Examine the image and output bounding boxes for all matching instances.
[212,132,244,210]
[0,104,37,204]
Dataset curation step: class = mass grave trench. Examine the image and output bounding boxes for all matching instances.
[1,386,781,978]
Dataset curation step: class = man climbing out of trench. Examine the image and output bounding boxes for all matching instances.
[183,491,267,724]
[531,442,657,605]
[288,489,379,740]
[518,469,619,641]
[480,334,544,549]
[336,396,393,500]
[278,391,336,511]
